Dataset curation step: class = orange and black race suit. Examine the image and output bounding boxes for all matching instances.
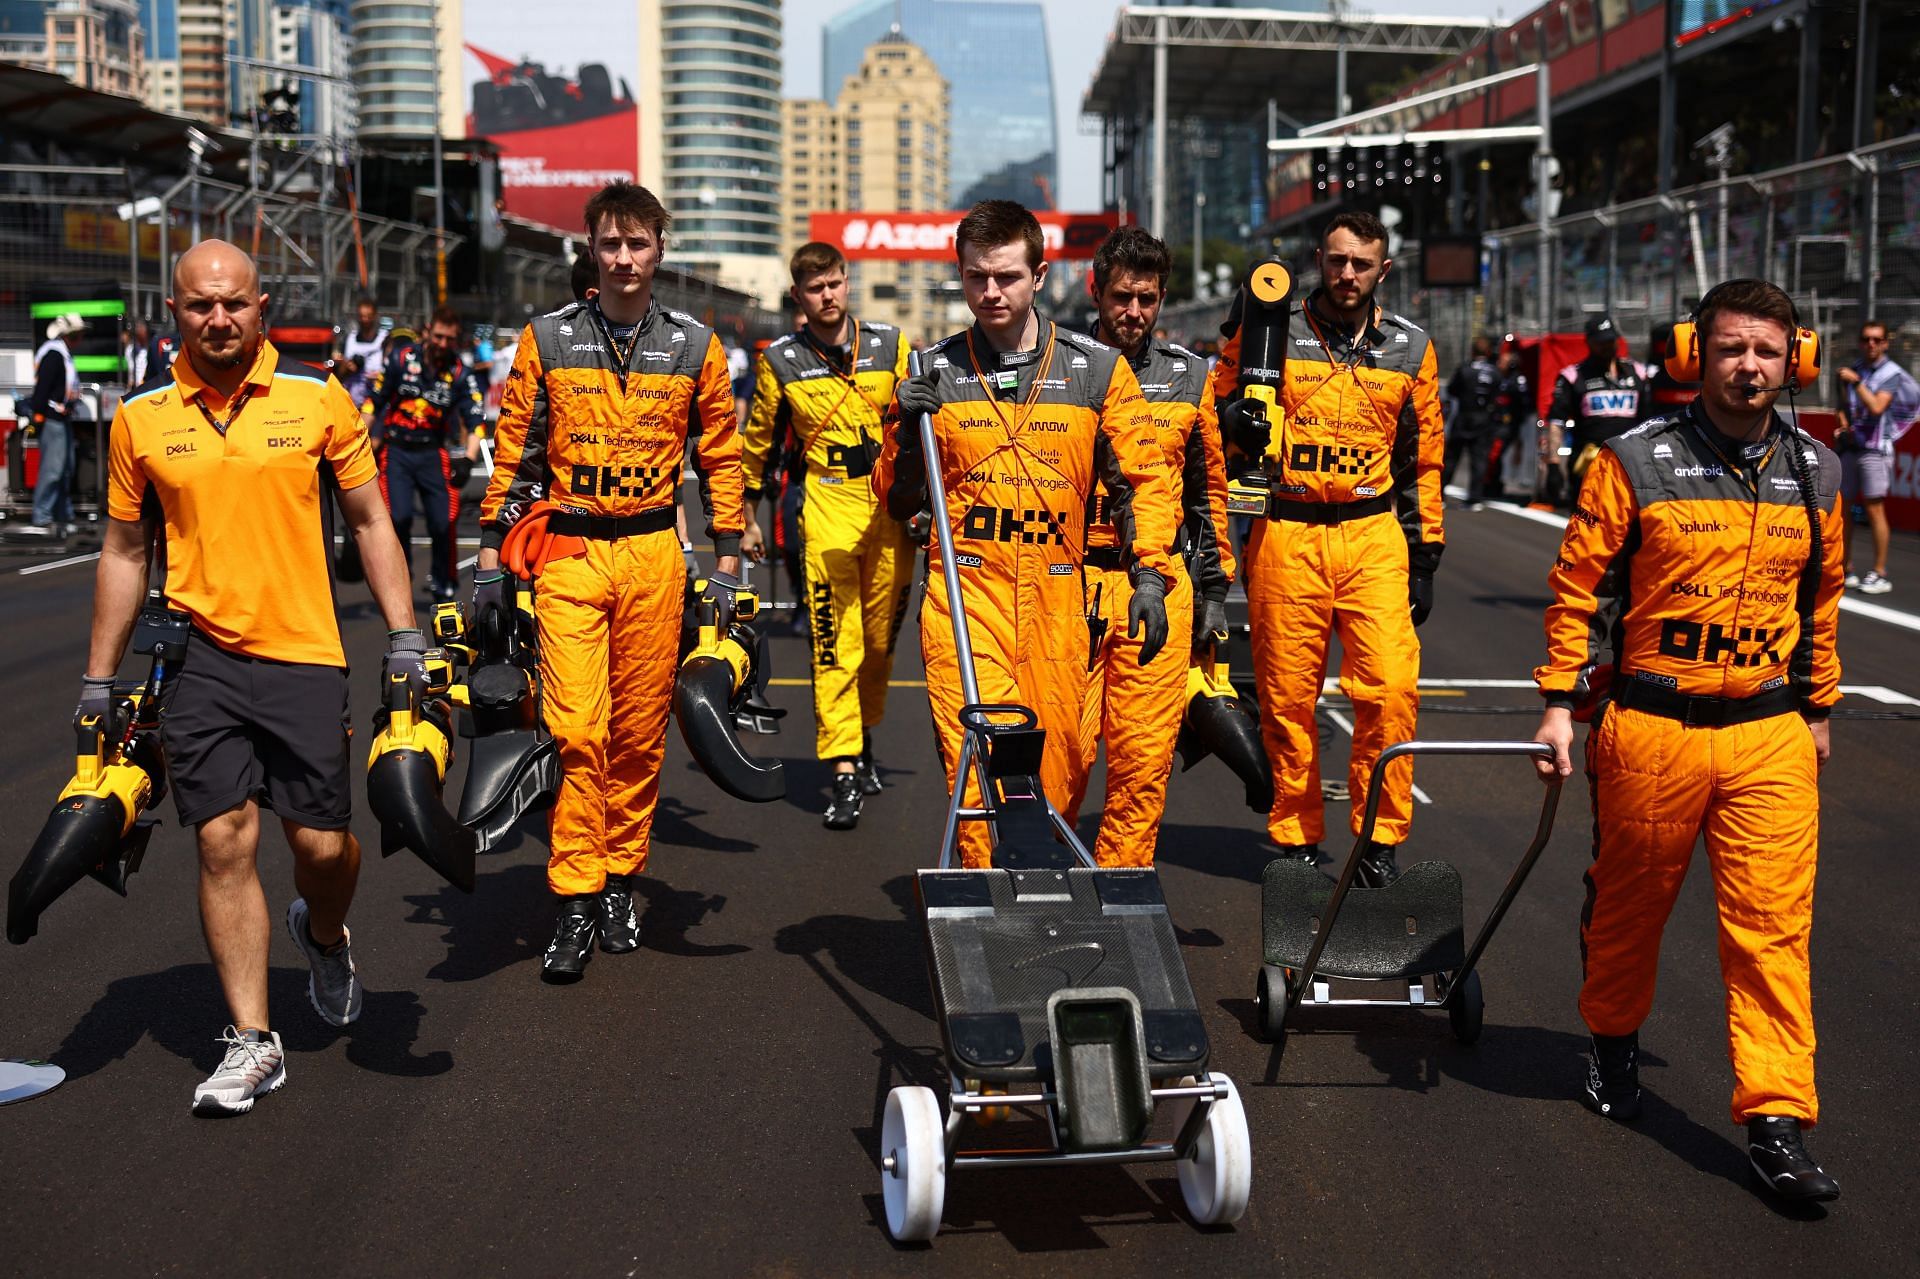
[1212,291,1445,848]
[743,321,914,761]
[481,300,743,896]
[1537,403,1844,1126]
[1067,337,1236,866]
[873,317,1180,869]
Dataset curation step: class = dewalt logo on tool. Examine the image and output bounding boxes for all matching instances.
[959,504,1069,546]
[1657,619,1785,667]
[570,463,668,499]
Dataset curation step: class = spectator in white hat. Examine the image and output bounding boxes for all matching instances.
[20,313,85,537]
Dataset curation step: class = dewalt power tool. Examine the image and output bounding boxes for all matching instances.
[367,608,476,891]
[1225,257,1294,520]
[674,572,785,802]
[7,600,184,944]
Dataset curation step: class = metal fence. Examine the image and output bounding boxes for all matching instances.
[0,163,788,353]
[1480,133,1920,403]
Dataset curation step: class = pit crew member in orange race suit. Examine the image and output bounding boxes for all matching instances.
[476,182,744,983]
[738,241,913,831]
[367,305,487,603]
[87,240,422,1113]
[1532,278,1844,1204]
[1065,226,1236,866]
[872,199,1180,870]
[1212,210,1445,886]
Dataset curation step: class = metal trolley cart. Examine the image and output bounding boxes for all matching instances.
[880,357,1253,1243]
[1256,741,1563,1044]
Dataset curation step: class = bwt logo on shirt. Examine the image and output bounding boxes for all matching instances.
[1582,390,1640,415]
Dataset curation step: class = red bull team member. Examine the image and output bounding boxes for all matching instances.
[1533,278,1844,1204]
[1066,226,1236,866]
[477,182,744,982]
[87,240,421,1113]
[1212,211,1446,885]
[369,306,486,602]
[873,200,1180,870]
[739,242,913,830]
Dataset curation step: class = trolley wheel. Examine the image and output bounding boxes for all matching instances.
[1255,964,1289,1042]
[880,1085,946,1242]
[1177,1073,1252,1226]
[1448,969,1485,1045]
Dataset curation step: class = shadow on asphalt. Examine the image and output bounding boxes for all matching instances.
[1154,822,1274,885]
[1228,1001,1809,1210]
[402,859,751,980]
[863,1165,1205,1253]
[52,963,451,1079]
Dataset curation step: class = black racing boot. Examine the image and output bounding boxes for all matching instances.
[854,733,884,795]
[1581,1032,1642,1121]
[1273,844,1323,867]
[598,873,640,954]
[542,896,599,983]
[1747,1116,1840,1203]
[823,772,864,830]
[1354,841,1402,888]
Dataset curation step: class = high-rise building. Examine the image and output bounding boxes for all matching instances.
[349,0,462,140]
[783,35,951,337]
[269,1,352,138]
[0,0,145,100]
[640,0,784,304]
[175,0,225,123]
[781,96,840,258]
[833,32,947,338]
[822,0,1054,211]
[137,0,178,112]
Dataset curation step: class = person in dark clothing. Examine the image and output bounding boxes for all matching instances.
[1444,334,1501,508]
[1549,314,1654,502]
[368,306,486,601]
[20,313,85,537]
[1486,343,1532,501]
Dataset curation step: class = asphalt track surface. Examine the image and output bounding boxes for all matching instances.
[3,494,1918,1275]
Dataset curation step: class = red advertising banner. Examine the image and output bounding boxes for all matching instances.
[809,211,1122,261]
[465,36,639,232]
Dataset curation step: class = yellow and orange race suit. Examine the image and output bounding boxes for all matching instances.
[1537,403,1844,1125]
[873,317,1180,869]
[1213,290,1446,848]
[743,320,914,761]
[1066,337,1237,866]
[481,299,743,896]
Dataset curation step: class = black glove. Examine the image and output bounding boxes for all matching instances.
[1193,596,1229,652]
[1409,572,1435,628]
[472,570,505,621]
[74,674,116,736]
[449,454,475,488]
[895,374,942,447]
[1221,397,1272,456]
[1128,572,1169,667]
[382,627,434,694]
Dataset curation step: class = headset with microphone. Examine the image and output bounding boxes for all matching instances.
[1664,277,1821,391]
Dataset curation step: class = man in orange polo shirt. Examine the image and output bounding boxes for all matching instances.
[84,239,421,1115]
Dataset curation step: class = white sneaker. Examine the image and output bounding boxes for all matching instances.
[1858,571,1893,595]
[286,898,362,1026]
[1844,572,1862,588]
[191,1027,286,1116]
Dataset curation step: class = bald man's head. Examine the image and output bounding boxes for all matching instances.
[168,238,268,376]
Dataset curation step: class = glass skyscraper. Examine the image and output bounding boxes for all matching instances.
[822,0,1055,210]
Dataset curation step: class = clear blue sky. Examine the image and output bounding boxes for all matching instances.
[780,1,1511,209]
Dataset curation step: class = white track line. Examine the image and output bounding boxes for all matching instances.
[1320,704,1433,805]
[16,551,100,576]
[1484,500,1920,634]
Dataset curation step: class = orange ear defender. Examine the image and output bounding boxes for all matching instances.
[1664,279,1822,389]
